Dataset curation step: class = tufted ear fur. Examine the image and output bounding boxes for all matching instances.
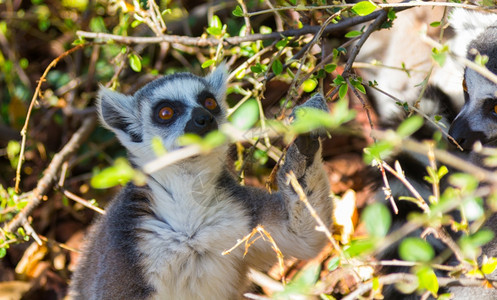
[97,86,143,144]
[205,63,228,102]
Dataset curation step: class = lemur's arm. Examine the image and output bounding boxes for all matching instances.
[242,94,332,268]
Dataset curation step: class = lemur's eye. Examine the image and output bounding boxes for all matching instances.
[494,104,497,115]
[159,107,174,120]
[204,98,217,110]
[462,79,468,92]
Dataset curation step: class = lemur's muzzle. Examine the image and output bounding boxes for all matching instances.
[448,114,487,151]
[184,107,218,136]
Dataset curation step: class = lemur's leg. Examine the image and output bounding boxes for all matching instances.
[244,94,332,267]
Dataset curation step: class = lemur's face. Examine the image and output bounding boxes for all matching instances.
[449,27,497,151]
[97,65,228,164]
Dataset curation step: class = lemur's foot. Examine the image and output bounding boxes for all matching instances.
[291,94,329,158]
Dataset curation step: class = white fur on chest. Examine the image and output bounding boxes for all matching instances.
[137,160,252,299]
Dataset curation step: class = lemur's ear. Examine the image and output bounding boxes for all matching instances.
[206,63,228,101]
[97,86,143,144]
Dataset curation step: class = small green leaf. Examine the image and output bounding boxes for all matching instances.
[397,115,423,137]
[276,39,288,49]
[430,21,441,27]
[178,133,203,146]
[91,157,136,189]
[210,15,222,29]
[0,247,6,258]
[206,27,222,35]
[361,203,391,238]
[345,30,362,38]
[303,78,318,92]
[324,64,336,73]
[327,256,340,271]
[416,266,439,296]
[338,84,348,99]
[128,54,142,72]
[363,141,394,164]
[272,59,283,75]
[230,99,259,130]
[449,173,478,191]
[399,238,435,262]
[345,238,376,257]
[203,130,226,149]
[352,1,377,16]
[232,5,243,17]
[151,136,167,156]
[202,59,215,69]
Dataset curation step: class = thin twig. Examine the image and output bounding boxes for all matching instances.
[381,161,430,213]
[14,42,92,193]
[5,116,97,235]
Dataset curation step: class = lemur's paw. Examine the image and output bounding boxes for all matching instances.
[291,94,328,157]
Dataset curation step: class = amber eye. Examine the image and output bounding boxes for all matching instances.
[158,107,174,120]
[462,79,468,92]
[494,104,497,115]
[204,97,217,110]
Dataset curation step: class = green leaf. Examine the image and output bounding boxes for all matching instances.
[206,27,222,35]
[396,115,423,138]
[460,229,494,258]
[482,257,497,274]
[210,15,222,29]
[128,54,142,72]
[345,238,376,257]
[178,133,203,146]
[276,262,321,296]
[416,266,439,296]
[345,30,362,38]
[303,78,318,92]
[230,99,259,130]
[327,256,340,271]
[276,39,288,49]
[0,247,6,258]
[338,84,348,99]
[272,59,283,75]
[363,140,394,164]
[399,237,435,262]
[202,59,215,69]
[203,130,226,149]
[324,64,336,73]
[232,5,243,17]
[151,136,167,156]
[430,21,441,27]
[449,173,478,192]
[91,157,137,189]
[291,108,333,133]
[361,203,391,238]
[352,1,377,16]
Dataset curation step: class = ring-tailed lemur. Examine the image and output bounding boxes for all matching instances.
[360,8,497,299]
[445,9,497,300]
[69,65,332,299]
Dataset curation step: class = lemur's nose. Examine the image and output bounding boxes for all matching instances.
[194,113,214,127]
[184,107,218,136]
